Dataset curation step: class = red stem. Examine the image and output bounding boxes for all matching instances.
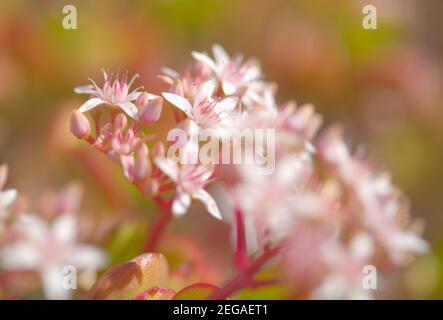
[208,246,281,300]
[143,196,172,252]
[234,207,248,270]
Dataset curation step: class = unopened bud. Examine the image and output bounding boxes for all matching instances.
[133,144,151,181]
[139,98,163,125]
[136,92,150,107]
[70,111,90,139]
[114,113,128,130]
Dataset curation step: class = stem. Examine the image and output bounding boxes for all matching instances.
[143,196,173,252]
[208,246,281,300]
[234,207,248,270]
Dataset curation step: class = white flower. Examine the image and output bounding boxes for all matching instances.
[74,70,156,119]
[162,79,238,130]
[154,157,221,220]
[192,44,265,107]
[313,233,375,300]
[0,214,107,299]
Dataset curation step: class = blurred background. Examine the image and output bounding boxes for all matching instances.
[0,0,442,299]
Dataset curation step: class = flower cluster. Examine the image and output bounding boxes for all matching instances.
[69,45,427,299]
[0,168,107,300]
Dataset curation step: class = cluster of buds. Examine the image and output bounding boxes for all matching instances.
[69,45,428,299]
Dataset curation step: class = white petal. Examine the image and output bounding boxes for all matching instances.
[212,44,230,66]
[41,264,70,300]
[172,191,191,217]
[192,51,217,71]
[0,243,41,270]
[162,92,193,118]
[161,67,181,80]
[222,80,238,95]
[116,102,139,119]
[194,79,216,107]
[154,157,179,182]
[126,91,142,101]
[181,120,199,164]
[215,96,238,115]
[52,215,77,245]
[0,189,17,209]
[15,214,48,243]
[193,189,222,220]
[69,245,107,270]
[74,85,95,94]
[78,98,106,113]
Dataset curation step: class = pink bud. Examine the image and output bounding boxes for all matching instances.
[70,111,90,139]
[114,113,128,130]
[133,144,151,182]
[136,92,151,107]
[152,142,165,158]
[139,98,163,125]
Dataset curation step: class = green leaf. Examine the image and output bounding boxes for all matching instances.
[106,222,146,265]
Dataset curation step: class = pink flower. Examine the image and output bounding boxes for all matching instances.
[154,157,221,220]
[0,214,107,299]
[317,127,428,265]
[312,233,376,300]
[74,70,155,119]
[192,44,265,106]
[162,79,238,130]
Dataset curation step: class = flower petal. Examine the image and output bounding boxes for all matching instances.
[192,51,217,71]
[193,189,222,220]
[52,215,77,245]
[212,44,230,66]
[172,191,191,217]
[215,96,238,115]
[154,157,179,182]
[78,98,106,113]
[74,85,95,94]
[162,92,193,118]
[41,264,71,300]
[194,79,216,107]
[0,189,17,209]
[70,245,108,270]
[116,102,139,119]
[0,242,41,270]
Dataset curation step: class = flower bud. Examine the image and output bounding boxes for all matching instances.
[133,144,151,182]
[139,98,163,125]
[136,91,151,107]
[114,113,128,130]
[69,111,90,139]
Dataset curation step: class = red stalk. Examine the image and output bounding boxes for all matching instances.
[209,245,281,300]
[143,196,173,252]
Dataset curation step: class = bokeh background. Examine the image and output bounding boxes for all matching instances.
[1,0,443,299]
